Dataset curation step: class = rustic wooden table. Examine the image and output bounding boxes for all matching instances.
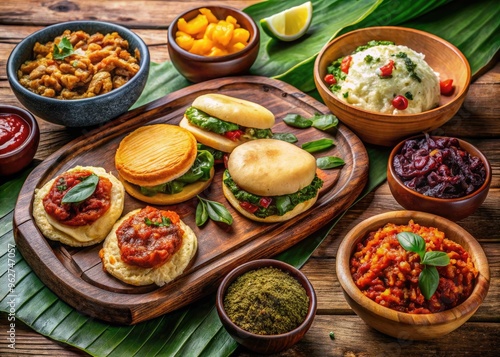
[1,1,498,356]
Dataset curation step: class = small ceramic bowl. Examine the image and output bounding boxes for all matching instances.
[314,26,471,146]
[7,21,150,127]
[0,105,40,176]
[216,259,317,354]
[336,210,490,340]
[387,135,491,221]
[168,6,260,83]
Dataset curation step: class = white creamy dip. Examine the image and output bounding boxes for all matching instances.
[334,45,440,114]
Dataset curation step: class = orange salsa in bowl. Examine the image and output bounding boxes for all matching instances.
[350,220,478,314]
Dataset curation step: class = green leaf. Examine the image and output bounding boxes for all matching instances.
[301,138,335,153]
[282,113,312,128]
[197,196,233,225]
[316,156,345,169]
[419,265,440,300]
[421,251,450,267]
[311,113,339,132]
[397,232,426,256]
[195,198,209,226]
[61,174,99,204]
[272,132,298,143]
[52,37,75,60]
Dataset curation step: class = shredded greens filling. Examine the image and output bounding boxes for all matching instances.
[223,170,323,218]
[139,150,214,196]
[185,107,272,140]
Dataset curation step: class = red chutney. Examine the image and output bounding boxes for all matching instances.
[0,114,30,155]
[116,206,184,269]
[350,220,478,314]
[43,170,112,226]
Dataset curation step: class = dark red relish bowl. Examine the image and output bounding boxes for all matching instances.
[0,105,39,176]
[387,135,491,221]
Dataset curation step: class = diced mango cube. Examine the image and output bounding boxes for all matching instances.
[212,20,234,47]
[208,46,229,57]
[229,42,246,54]
[199,8,218,24]
[230,28,250,46]
[175,31,194,51]
[177,14,208,35]
[190,38,213,55]
[204,23,216,41]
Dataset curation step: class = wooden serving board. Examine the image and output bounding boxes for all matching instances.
[13,76,369,325]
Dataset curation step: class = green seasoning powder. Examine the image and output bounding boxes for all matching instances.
[223,267,310,335]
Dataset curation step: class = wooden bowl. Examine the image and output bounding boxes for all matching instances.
[0,105,39,176]
[167,6,260,83]
[7,21,150,127]
[387,136,491,221]
[336,211,490,340]
[314,26,471,146]
[216,259,317,354]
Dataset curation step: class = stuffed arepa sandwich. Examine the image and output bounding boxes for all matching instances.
[179,93,275,153]
[99,205,197,286]
[222,139,324,223]
[115,124,214,205]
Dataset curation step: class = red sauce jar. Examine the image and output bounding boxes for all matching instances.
[0,113,30,155]
[0,105,39,176]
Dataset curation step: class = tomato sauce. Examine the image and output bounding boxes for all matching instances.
[116,206,184,268]
[350,220,478,314]
[0,114,30,155]
[43,170,112,226]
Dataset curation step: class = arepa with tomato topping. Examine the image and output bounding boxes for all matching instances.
[99,206,197,286]
[222,139,323,222]
[32,166,125,247]
[180,93,275,153]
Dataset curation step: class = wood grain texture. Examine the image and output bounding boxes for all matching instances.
[1,0,499,355]
[12,76,369,324]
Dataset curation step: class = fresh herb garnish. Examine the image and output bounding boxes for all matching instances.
[329,331,335,340]
[316,156,345,169]
[53,37,75,60]
[272,132,298,143]
[311,113,339,132]
[397,232,450,300]
[405,91,414,100]
[282,113,313,128]
[302,138,335,153]
[61,173,99,204]
[282,113,339,133]
[56,178,67,191]
[144,216,171,227]
[196,195,233,226]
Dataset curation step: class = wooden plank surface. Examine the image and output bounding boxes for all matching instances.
[1,0,499,356]
[12,76,368,324]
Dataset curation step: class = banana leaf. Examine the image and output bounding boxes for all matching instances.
[1,1,498,356]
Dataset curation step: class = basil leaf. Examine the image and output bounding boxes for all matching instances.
[419,266,440,300]
[316,156,345,169]
[53,37,75,60]
[421,251,450,267]
[301,138,335,153]
[397,232,426,256]
[282,114,313,128]
[272,132,298,143]
[195,199,208,227]
[197,196,233,225]
[311,113,339,132]
[61,174,99,204]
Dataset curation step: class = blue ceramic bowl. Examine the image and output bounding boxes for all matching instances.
[7,21,150,127]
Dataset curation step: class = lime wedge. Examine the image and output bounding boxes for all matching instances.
[260,1,313,42]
